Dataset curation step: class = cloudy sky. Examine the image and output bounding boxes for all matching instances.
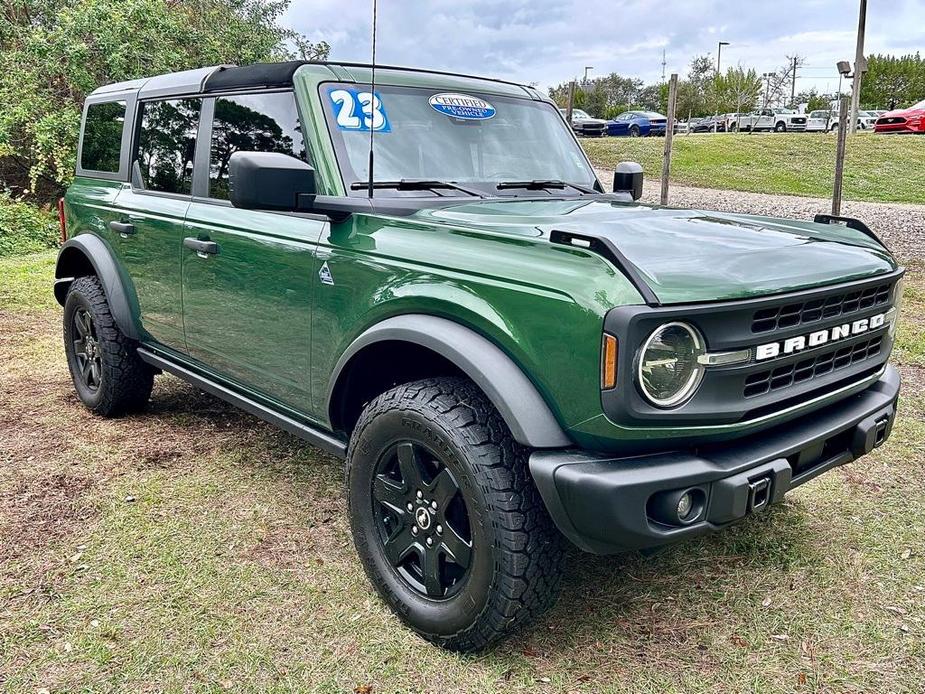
[285,0,924,95]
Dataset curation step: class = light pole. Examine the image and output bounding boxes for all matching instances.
[583,66,594,84]
[714,41,730,133]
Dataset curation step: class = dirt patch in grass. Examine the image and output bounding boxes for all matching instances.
[0,472,95,564]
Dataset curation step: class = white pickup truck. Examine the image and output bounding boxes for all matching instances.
[728,109,808,132]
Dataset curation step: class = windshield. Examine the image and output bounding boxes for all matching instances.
[323,84,597,196]
[910,99,925,110]
[571,109,592,119]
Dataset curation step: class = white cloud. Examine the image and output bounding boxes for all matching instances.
[284,0,925,94]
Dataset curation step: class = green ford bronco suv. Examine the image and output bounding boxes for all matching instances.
[56,61,902,651]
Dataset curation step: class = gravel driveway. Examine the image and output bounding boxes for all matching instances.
[594,172,924,264]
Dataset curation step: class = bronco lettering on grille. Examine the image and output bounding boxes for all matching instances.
[755,312,887,361]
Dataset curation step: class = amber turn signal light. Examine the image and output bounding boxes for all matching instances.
[601,334,618,389]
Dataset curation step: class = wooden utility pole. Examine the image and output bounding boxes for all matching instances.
[790,57,798,105]
[660,73,678,205]
[566,80,575,124]
[849,0,867,134]
[832,95,850,215]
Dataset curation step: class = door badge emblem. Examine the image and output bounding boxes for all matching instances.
[319,261,334,286]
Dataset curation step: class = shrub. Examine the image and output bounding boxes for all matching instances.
[0,194,59,257]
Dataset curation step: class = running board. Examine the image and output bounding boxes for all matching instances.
[137,347,347,459]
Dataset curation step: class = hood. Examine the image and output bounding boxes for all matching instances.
[417,198,896,305]
[879,106,925,119]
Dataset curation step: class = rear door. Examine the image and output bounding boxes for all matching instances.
[111,97,202,351]
[181,90,323,415]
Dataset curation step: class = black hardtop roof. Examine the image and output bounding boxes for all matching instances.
[88,61,536,100]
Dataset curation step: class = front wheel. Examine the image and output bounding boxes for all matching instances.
[774,122,786,132]
[347,377,565,651]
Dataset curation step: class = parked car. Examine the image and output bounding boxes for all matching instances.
[629,110,668,135]
[805,109,836,132]
[728,109,807,132]
[58,60,903,652]
[857,111,880,129]
[606,111,650,137]
[874,99,925,134]
[559,107,607,137]
[691,115,726,133]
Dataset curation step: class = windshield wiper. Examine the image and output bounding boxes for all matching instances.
[350,179,484,197]
[496,179,597,194]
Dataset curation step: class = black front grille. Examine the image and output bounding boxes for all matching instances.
[751,282,892,333]
[744,335,883,398]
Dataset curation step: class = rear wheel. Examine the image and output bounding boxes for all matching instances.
[63,276,153,416]
[347,377,565,651]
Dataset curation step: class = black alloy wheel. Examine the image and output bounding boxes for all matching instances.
[71,307,103,391]
[372,441,472,598]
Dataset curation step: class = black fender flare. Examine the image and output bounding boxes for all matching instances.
[54,234,140,340]
[327,314,573,449]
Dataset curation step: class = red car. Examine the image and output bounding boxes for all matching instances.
[874,99,925,134]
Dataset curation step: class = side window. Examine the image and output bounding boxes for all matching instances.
[208,91,306,200]
[135,98,201,195]
[81,101,126,173]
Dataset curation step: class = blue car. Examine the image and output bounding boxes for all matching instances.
[607,111,669,137]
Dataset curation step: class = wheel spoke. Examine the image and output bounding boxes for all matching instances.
[80,358,92,380]
[422,546,443,596]
[382,524,416,566]
[373,474,406,513]
[396,442,425,490]
[73,338,85,355]
[89,361,101,386]
[74,311,88,337]
[440,524,472,569]
[428,468,458,508]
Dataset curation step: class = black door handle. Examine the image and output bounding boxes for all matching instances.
[183,237,219,256]
[109,220,135,235]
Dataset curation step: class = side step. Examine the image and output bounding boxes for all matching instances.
[137,347,347,459]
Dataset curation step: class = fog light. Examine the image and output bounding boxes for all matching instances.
[647,487,706,527]
[677,492,693,519]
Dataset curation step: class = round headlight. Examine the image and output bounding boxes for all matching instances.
[637,322,705,407]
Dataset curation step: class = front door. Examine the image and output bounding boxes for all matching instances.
[180,91,324,415]
[110,97,202,351]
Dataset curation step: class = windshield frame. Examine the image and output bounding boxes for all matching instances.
[316,81,601,199]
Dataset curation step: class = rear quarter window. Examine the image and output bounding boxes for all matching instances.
[81,101,126,173]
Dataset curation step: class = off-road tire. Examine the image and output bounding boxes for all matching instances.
[63,275,153,416]
[347,377,565,652]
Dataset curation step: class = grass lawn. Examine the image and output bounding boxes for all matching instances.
[583,133,925,205]
[1,251,924,692]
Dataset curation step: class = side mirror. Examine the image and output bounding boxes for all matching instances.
[229,151,316,211]
[613,161,643,201]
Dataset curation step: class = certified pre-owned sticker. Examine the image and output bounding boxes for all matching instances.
[429,93,496,120]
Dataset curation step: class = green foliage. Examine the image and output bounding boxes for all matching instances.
[714,67,763,114]
[549,73,660,118]
[0,192,59,257]
[861,53,925,110]
[795,88,834,113]
[0,0,329,205]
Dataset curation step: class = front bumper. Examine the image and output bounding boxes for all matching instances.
[530,365,899,554]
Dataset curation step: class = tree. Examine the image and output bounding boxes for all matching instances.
[715,67,762,115]
[674,55,715,120]
[0,0,329,204]
[861,53,925,109]
[794,88,834,113]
